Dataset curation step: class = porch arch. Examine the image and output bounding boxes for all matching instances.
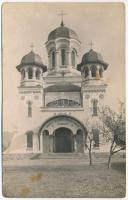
[39,115,87,153]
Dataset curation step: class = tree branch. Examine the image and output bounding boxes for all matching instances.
[113,147,125,154]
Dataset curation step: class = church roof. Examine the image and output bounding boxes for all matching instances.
[77,49,108,71]
[21,51,43,65]
[48,22,80,42]
[16,51,47,72]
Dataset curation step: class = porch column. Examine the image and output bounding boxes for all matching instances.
[74,135,77,153]
[49,135,53,152]
[40,134,43,153]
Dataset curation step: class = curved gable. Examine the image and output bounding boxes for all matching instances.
[44,84,81,92]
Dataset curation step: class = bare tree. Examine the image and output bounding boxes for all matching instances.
[99,102,125,168]
[85,118,99,165]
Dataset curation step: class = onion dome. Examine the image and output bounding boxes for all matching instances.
[48,21,80,42]
[16,51,47,72]
[77,49,108,71]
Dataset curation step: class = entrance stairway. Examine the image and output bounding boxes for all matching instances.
[30,153,87,160]
[3,152,125,161]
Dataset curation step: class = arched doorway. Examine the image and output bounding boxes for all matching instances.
[40,115,87,153]
[54,128,74,153]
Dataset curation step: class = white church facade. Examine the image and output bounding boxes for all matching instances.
[7,19,109,154]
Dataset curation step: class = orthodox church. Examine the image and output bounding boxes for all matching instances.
[7,19,109,154]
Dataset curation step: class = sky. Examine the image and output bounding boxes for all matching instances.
[2,2,125,131]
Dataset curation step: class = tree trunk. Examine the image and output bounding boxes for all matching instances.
[89,149,92,165]
[108,151,112,168]
[108,140,114,169]
[89,140,92,165]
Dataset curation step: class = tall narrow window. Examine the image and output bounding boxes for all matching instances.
[92,99,98,116]
[93,129,99,147]
[27,132,33,148]
[99,68,103,78]
[71,51,75,67]
[21,69,25,80]
[28,67,33,79]
[27,101,32,117]
[36,69,41,80]
[84,67,89,78]
[52,51,55,67]
[61,49,66,65]
[91,65,97,77]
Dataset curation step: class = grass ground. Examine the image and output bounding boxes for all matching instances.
[3,156,126,198]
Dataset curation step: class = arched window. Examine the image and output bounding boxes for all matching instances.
[51,51,55,67]
[61,49,66,65]
[36,69,41,80]
[92,99,98,116]
[99,67,104,78]
[84,67,89,78]
[27,101,32,117]
[28,67,33,79]
[71,51,75,67]
[91,65,97,77]
[21,69,25,80]
[27,132,33,148]
[46,99,80,108]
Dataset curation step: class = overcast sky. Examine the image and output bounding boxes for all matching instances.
[3,3,125,131]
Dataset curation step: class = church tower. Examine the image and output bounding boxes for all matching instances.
[78,48,108,116]
[43,19,82,109]
[45,20,81,77]
[16,50,47,117]
[77,48,108,148]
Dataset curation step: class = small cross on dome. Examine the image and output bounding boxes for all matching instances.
[58,10,67,26]
[30,43,34,52]
[88,41,94,50]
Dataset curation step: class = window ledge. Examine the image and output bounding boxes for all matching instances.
[40,107,84,112]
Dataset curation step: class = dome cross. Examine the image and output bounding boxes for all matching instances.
[58,10,67,26]
[30,43,34,52]
[87,41,94,50]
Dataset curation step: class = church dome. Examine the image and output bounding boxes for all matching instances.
[21,51,43,65]
[78,49,108,70]
[48,22,79,41]
[82,49,103,63]
[16,51,47,72]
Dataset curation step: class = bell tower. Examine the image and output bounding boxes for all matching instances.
[16,50,47,87]
[77,48,108,116]
[16,50,47,116]
[45,20,81,76]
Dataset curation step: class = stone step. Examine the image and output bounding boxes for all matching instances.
[3,153,34,161]
[3,151,125,161]
[30,153,87,160]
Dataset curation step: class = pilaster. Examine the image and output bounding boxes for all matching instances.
[56,51,60,67]
[67,50,71,66]
[74,135,77,152]
[33,133,39,153]
[49,135,53,152]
